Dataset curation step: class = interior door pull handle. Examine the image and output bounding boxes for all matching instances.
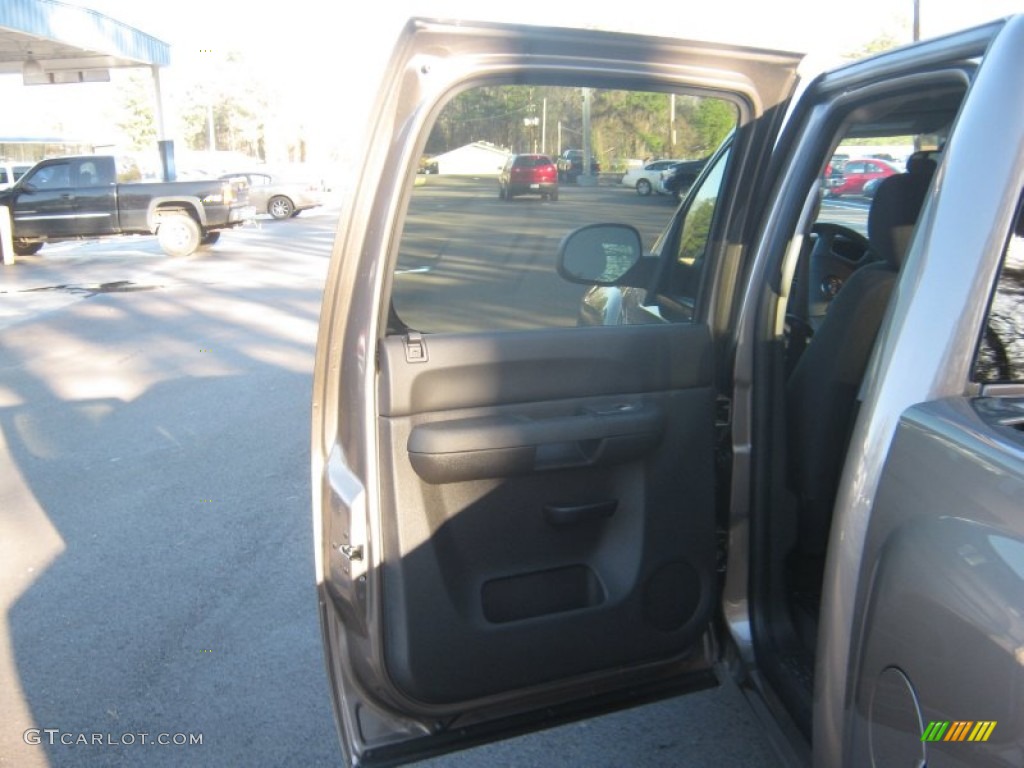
[544,499,617,527]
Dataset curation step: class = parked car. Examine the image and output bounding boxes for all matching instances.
[0,161,32,190]
[312,15,1024,768]
[825,156,900,197]
[219,171,321,219]
[498,153,559,200]
[620,159,680,195]
[861,176,882,198]
[821,152,849,191]
[657,157,709,198]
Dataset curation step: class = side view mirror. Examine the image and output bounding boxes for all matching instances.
[557,223,644,286]
[19,182,37,194]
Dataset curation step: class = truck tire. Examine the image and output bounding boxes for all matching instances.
[13,241,43,256]
[268,195,295,219]
[199,231,221,247]
[158,213,201,257]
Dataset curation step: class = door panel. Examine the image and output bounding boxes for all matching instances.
[846,398,1024,767]
[312,17,801,766]
[375,324,716,705]
[11,161,76,238]
[70,158,117,236]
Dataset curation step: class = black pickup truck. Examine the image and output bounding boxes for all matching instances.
[0,155,255,257]
[556,148,600,182]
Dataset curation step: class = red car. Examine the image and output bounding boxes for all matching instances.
[499,154,559,200]
[826,157,899,197]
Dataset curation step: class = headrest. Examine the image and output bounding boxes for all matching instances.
[867,157,936,269]
[905,151,937,176]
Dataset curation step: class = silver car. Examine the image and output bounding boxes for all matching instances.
[220,171,321,219]
[313,15,1024,767]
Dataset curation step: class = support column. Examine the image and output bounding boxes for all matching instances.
[1,205,15,266]
[151,66,176,181]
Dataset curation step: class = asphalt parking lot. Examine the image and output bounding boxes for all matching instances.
[0,190,784,767]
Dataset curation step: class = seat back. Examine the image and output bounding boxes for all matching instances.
[786,157,935,555]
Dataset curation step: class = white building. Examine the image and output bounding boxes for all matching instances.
[430,142,509,175]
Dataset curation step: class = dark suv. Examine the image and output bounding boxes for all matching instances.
[498,153,559,200]
[658,157,708,199]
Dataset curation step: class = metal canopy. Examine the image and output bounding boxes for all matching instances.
[0,0,169,75]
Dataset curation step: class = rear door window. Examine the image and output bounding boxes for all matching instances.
[390,84,737,334]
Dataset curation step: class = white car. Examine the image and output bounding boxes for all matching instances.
[620,158,680,195]
[0,161,32,190]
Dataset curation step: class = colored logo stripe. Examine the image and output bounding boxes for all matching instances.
[969,721,997,742]
[946,721,973,741]
[921,721,996,742]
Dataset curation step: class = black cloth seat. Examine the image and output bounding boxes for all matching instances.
[786,156,936,556]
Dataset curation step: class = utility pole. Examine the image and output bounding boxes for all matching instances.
[580,87,596,186]
[541,98,547,154]
[670,93,676,153]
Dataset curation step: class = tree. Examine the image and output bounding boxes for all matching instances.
[690,99,736,156]
[424,85,738,169]
[845,16,911,61]
[175,51,269,159]
[113,70,157,151]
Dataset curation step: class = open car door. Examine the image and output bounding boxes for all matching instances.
[312,18,801,766]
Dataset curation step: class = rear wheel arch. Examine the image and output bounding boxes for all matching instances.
[147,197,206,230]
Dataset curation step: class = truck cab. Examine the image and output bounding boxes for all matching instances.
[9,156,117,242]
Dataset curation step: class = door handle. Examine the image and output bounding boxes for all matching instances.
[544,500,618,527]
[407,403,664,483]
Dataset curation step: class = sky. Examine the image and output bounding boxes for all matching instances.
[6,0,1024,171]
[71,0,1024,61]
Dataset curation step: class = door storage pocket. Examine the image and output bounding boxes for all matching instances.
[482,564,605,623]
